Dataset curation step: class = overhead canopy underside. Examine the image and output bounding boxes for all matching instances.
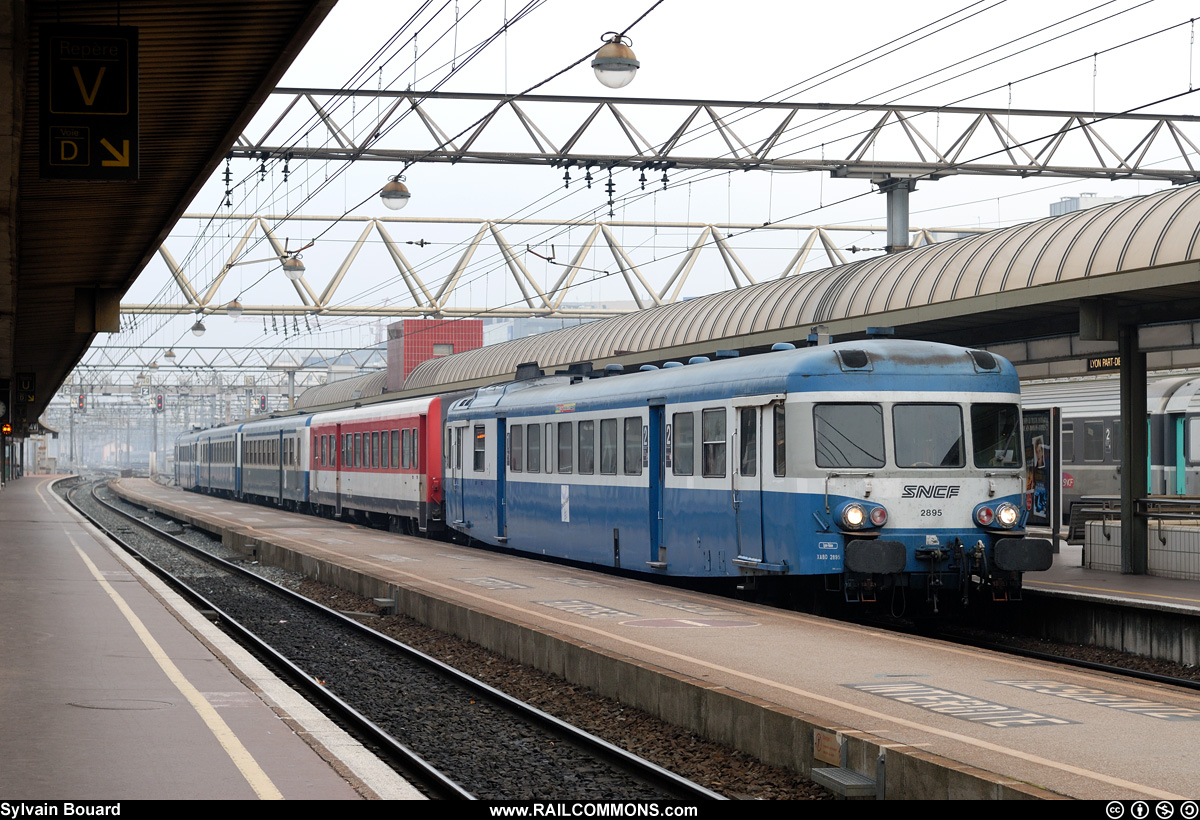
[3,0,336,426]
[402,184,1200,394]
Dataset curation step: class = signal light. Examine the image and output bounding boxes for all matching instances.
[156,394,164,411]
[77,394,84,409]
[1,423,10,435]
[259,395,267,412]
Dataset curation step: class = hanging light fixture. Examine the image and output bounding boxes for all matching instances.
[226,299,244,319]
[282,256,306,281]
[164,349,176,361]
[191,317,206,337]
[591,33,639,89]
[380,174,411,210]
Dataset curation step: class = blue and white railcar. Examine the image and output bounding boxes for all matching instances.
[175,429,200,491]
[175,426,238,494]
[239,415,313,508]
[444,340,1051,608]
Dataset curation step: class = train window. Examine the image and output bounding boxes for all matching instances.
[1062,424,1075,462]
[600,419,618,475]
[391,430,400,469]
[381,431,389,469]
[510,425,524,472]
[545,423,553,472]
[578,420,594,474]
[1112,420,1123,463]
[894,404,963,468]
[970,404,1021,468]
[624,417,642,476]
[402,429,412,469]
[702,409,726,478]
[1084,421,1105,462]
[814,404,884,469]
[558,422,573,473]
[371,431,379,468]
[352,433,360,468]
[410,428,418,469]
[773,404,786,477]
[739,408,757,477]
[474,426,486,472]
[673,412,694,476]
[527,424,542,473]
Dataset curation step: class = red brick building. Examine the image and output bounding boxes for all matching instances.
[387,318,483,391]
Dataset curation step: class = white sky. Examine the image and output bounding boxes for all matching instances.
[108,0,1200,369]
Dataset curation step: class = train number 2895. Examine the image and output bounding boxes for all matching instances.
[920,508,943,517]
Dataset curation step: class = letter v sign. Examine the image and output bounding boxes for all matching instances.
[72,65,106,106]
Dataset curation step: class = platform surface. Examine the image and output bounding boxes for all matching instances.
[0,476,421,800]
[112,477,1200,801]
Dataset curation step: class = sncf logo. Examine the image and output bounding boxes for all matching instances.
[901,485,961,499]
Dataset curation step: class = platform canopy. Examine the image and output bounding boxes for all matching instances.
[1,0,337,430]
[403,184,1200,393]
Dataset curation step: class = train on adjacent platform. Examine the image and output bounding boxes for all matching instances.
[1022,372,1200,522]
[175,339,1053,612]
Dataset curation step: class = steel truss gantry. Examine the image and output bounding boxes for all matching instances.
[132,214,986,319]
[234,89,1200,182]
[71,345,387,389]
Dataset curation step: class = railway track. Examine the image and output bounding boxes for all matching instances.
[61,477,724,802]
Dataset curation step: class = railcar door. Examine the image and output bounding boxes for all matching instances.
[235,431,243,498]
[334,424,343,517]
[648,405,665,563]
[732,404,766,563]
[446,425,465,526]
[277,430,285,500]
[496,418,507,540]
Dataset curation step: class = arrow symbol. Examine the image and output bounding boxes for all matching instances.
[100,138,129,167]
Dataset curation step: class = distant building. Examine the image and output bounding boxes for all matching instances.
[481,301,638,346]
[387,318,483,391]
[1050,193,1125,217]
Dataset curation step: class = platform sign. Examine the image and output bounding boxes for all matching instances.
[39,24,138,181]
[14,373,34,405]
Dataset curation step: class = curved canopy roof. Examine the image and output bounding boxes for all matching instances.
[296,370,387,409]
[405,184,1200,393]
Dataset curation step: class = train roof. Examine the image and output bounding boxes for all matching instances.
[452,339,1019,416]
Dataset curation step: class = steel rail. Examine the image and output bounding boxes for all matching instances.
[75,479,726,802]
[63,478,472,800]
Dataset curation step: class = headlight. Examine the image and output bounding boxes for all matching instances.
[976,506,994,526]
[842,503,865,529]
[869,506,888,527]
[996,502,1019,528]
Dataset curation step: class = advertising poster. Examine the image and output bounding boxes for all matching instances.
[1023,409,1051,527]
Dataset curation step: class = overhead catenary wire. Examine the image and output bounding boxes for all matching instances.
[96,2,1200,370]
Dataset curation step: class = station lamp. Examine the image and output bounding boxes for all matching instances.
[591,33,640,89]
[191,317,206,337]
[281,256,306,281]
[226,299,244,319]
[1,423,10,436]
[380,175,411,210]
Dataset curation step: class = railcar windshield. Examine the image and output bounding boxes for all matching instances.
[814,403,885,468]
[894,404,964,468]
[971,403,1022,468]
